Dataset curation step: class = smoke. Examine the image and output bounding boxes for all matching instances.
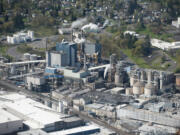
[71,18,88,28]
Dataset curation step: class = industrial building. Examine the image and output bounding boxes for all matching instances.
[49,125,100,135]
[7,31,34,44]
[172,17,180,28]
[46,51,68,67]
[46,41,77,67]
[18,129,48,135]
[0,109,23,135]
[151,38,180,50]
[83,42,102,63]
[26,75,46,91]
[56,41,77,67]
[0,93,65,132]
[117,105,180,128]
[128,68,174,97]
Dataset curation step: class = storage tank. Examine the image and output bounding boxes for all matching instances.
[115,73,120,85]
[144,84,155,97]
[30,54,37,60]
[133,81,145,95]
[130,75,136,87]
[24,53,31,60]
[144,70,155,97]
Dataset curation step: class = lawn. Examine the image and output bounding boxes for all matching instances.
[136,26,174,42]
[121,49,151,68]
[28,26,58,38]
[121,48,171,70]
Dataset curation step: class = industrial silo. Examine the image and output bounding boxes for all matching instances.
[24,53,31,60]
[133,70,145,95]
[144,70,155,97]
[30,54,37,61]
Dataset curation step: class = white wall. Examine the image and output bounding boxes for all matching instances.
[0,120,23,135]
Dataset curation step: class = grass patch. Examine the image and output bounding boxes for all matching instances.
[0,45,13,61]
[121,49,151,68]
[121,48,170,70]
[0,45,9,55]
[136,26,174,42]
[27,26,58,38]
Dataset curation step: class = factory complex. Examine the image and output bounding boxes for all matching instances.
[1,26,180,135]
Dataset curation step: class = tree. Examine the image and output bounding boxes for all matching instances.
[13,14,24,29]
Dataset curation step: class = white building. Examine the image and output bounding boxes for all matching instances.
[49,125,100,135]
[172,17,180,28]
[151,38,180,50]
[0,109,23,135]
[0,93,65,132]
[7,31,34,44]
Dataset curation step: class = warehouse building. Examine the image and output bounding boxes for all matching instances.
[0,109,23,135]
[63,116,85,129]
[18,129,48,135]
[7,31,34,44]
[0,93,66,132]
[49,125,100,135]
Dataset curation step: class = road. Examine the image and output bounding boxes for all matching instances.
[0,80,131,135]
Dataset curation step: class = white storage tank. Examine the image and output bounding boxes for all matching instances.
[133,81,145,95]
[30,54,37,60]
[24,53,31,60]
[144,84,155,97]
[130,76,136,87]
[115,73,120,85]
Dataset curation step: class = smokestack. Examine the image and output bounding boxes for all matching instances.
[84,54,87,71]
[160,71,163,89]
[71,29,74,41]
[147,70,152,84]
[140,70,144,81]
[45,38,47,51]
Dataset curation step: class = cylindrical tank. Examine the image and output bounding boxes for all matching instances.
[144,84,155,97]
[115,73,120,85]
[126,88,132,95]
[30,54,37,60]
[133,81,145,95]
[130,76,135,87]
[24,53,31,60]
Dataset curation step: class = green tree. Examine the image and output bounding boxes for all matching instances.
[13,14,24,29]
